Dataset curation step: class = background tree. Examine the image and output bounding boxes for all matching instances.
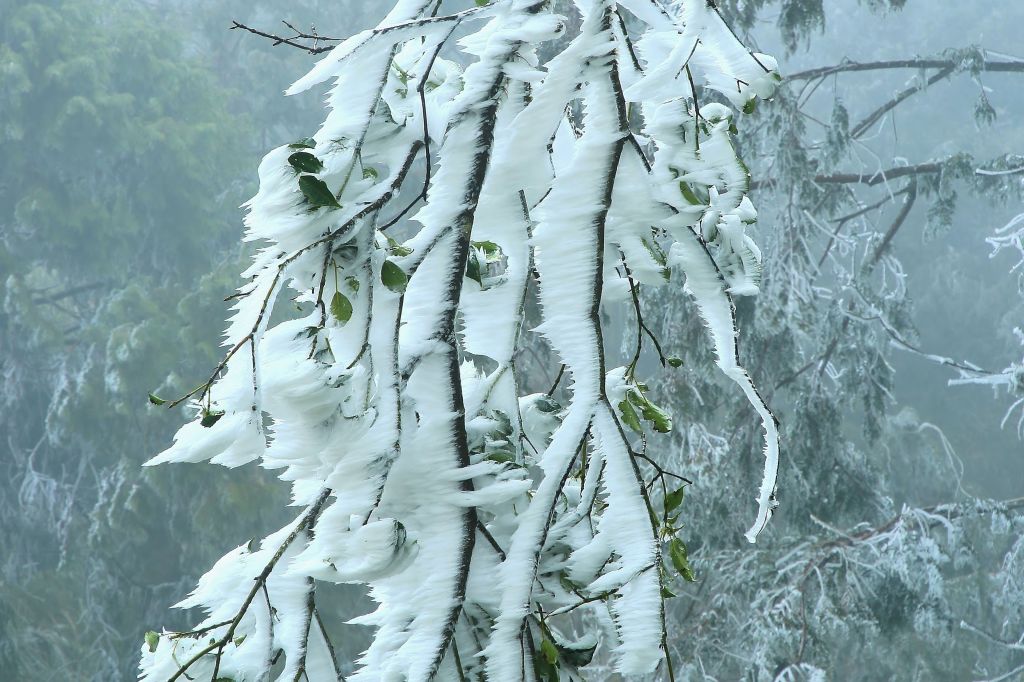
[0,0,377,677]
[646,1,1024,680]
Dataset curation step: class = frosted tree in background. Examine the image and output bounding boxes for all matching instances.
[642,4,1024,680]
[139,0,780,679]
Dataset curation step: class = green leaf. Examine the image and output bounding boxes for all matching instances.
[484,450,516,465]
[669,538,696,582]
[466,250,483,285]
[534,651,560,682]
[664,485,686,514]
[667,356,683,368]
[380,260,408,293]
[200,409,225,428]
[618,399,643,434]
[329,291,353,324]
[541,637,559,666]
[346,276,360,292]
[490,410,513,440]
[742,98,757,115]
[679,182,704,206]
[233,635,246,647]
[385,234,413,257]
[144,630,159,653]
[640,237,671,282]
[474,0,491,5]
[534,396,561,413]
[661,584,678,599]
[557,640,597,667]
[558,574,580,594]
[472,240,501,258]
[391,62,410,86]
[148,393,166,406]
[629,391,672,433]
[288,137,316,149]
[288,151,324,174]
[298,175,341,209]
[624,387,674,434]
[362,166,379,180]
[641,401,672,433]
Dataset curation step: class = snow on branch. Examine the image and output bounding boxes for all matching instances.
[141,1,780,679]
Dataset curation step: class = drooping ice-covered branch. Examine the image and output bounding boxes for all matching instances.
[141,1,780,679]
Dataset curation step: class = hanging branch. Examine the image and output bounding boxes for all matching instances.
[141,2,783,680]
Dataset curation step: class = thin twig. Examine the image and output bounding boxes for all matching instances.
[230,21,338,54]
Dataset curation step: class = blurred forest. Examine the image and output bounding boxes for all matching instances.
[1,0,1021,680]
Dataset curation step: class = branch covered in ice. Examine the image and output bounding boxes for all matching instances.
[141,1,780,678]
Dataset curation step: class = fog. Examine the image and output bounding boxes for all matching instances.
[2,1,1022,679]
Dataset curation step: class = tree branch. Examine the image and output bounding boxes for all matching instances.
[867,179,917,267]
[230,20,339,54]
[753,162,941,190]
[787,56,1024,82]
[850,66,955,139]
[166,488,333,682]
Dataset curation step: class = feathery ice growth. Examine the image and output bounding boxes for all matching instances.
[140,0,781,679]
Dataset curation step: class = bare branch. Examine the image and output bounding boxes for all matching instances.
[230,20,338,54]
[786,56,1024,81]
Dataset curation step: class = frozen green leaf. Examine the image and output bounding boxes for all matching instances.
[679,182,704,206]
[669,538,696,582]
[381,260,408,293]
[541,637,559,665]
[298,176,341,209]
[330,291,353,324]
[200,408,225,428]
[386,234,413,257]
[485,451,516,465]
[665,485,686,514]
[288,151,323,174]
[557,640,597,667]
[640,398,673,433]
[618,399,643,433]
[466,250,483,285]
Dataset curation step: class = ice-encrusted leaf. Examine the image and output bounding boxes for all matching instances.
[329,291,353,324]
[298,175,341,209]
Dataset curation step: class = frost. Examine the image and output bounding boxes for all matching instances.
[141,1,780,679]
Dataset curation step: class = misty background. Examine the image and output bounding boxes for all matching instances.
[2,0,1022,679]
